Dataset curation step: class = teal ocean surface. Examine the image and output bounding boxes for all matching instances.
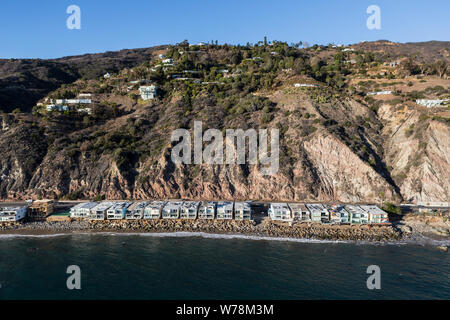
[0,233,448,300]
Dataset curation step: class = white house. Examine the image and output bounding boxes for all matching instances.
[46,104,68,112]
[104,73,111,79]
[161,201,183,219]
[70,202,98,218]
[56,99,91,104]
[143,201,166,219]
[326,204,344,224]
[179,201,200,219]
[125,201,149,219]
[139,85,157,100]
[359,205,389,224]
[89,202,114,220]
[268,203,292,221]
[234,202,252,220]
[162,58,174,64]
[306,204,329,223]
[416,99,449,108]
[216,201,234,219]
[367,91,392,96]
[0,206,27,222]
[198,201,216,219]
[345,205,369,224]
[106,202,132,220]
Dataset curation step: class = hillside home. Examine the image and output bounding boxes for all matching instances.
[78,93,92,98]
[288,203,310,221]
[143,201,166,219]
[345,205,369,224]
[306,204,329,223]
[139,85,157,100]
[216,201,234,219]
[125,201,149,219]
[162,58,174,64]
[106,202,132,220]
[198,201,216,219]
[367,91,392,96]
[104,73,111,79]
[294,83,319,88]
[46,104,68,112]
[0,206,27,222]
[161,201,183,219]
[234,202,252,220]
[268,203,292,221]
[416,99,449,108]
[359,205,389,224]
[179,201,200,219]
[70,202,98,218]
[56,99,91,104]
[89,202,114,220]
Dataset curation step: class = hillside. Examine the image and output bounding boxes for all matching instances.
[0,40,448,203]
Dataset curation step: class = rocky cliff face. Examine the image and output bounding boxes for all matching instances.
[2,89,447,203]
[379,104,450,203]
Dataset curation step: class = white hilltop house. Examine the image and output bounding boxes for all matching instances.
[294,83,319,88]
[198,201,216,219]
[106,202,132,220]
[288,203,310,222]
[268,203,292,221]
[180,201,200,219]
[103,73,111,79]
[143,201,167,219]
[161,201,183,219]
[89,202,114,220]
[125,201,149,219]
[0,206,27,222]
[306,204,329,223]
[139,85,157,100]
[56,99,91,104]
[70,202,98,218]
[216,201,234,219]
[416,99,449,108]
[46,104,68,112]
[367,91,392,96]
[234,202,252,220]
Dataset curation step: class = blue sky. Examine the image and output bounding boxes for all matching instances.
[1,0,449,59]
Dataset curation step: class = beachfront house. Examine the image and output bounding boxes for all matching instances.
[336,206,350,224]
[306,204,329,223]
[288,203,310,222]
[216,201,234,219]
[198,201,216,219]
[359,205,389,224]
[125,201,149,219]
[143,201,166,219]
[0,206,27,222]
[268,203,292,221]
[89,202,114,220]
[179,201,200,219]
[234,202,252,220]
[345,205,369,224]
[161,201,183,219]
[106,202,132,220]
[70,202,98,218]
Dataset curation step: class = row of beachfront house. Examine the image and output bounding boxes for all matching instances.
[268,203,389,224]
[70,200,252,221]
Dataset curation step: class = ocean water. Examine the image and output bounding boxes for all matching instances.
[0,232,448,300]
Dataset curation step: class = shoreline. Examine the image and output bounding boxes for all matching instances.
[1,218,448,248]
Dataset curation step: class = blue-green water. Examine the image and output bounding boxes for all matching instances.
[0,232,448,300]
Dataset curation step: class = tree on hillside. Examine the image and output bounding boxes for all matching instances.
[433,60,448,78]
